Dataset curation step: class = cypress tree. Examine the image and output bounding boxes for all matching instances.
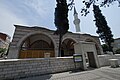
[54,0,69,56]
[93,5,114,52]
[54,0,69,35]
[81,0,120,16]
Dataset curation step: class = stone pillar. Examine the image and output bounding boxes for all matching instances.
[55,47,58,57]
[92,44,100,68]
[7,47,19,59]
[74,42,87,70]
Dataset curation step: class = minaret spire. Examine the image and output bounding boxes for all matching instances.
[73,7,80,32]
[74,7,78,15]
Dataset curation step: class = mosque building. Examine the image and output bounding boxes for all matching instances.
[8,7,103,68]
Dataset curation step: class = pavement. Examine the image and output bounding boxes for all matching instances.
[18,66,120,80]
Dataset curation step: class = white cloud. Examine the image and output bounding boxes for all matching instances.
[24,0,55,19]
[0,0,119,40]
[0,3,27,40]
[0,0,56,41]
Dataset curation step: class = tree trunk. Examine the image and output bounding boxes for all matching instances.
[58,34,63,57]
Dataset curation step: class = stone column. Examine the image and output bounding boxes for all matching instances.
[55,47,58,57]
[74,42,87,70]
[7,47,19,59]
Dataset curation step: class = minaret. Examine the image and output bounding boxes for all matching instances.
[73,7,80,32]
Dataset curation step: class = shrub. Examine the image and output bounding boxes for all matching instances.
[0,48,6,57]
[115,48,120,54]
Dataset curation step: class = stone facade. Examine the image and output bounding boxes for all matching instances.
[0,57,81,79]
[8,25,103,59]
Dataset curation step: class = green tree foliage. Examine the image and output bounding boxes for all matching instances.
[54,0,69,35]
[0,48,6,57]
[68,0,120,16]
[102,44,109,52]
[81,0,120,16]
[93,5,114,52]
[54,0,69,56]
[115,48,120,54]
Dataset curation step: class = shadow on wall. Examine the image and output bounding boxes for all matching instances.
[19,74,52,80]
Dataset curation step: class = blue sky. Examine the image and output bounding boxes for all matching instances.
[0,0,120,40]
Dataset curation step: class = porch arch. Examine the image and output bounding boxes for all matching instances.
[61,38,77,57]
[17,31,56,58]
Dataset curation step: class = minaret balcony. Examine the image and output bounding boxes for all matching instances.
[73,19,80,24]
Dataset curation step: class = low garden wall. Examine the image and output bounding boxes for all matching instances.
[0,57,81,79]
[98,54,120,67]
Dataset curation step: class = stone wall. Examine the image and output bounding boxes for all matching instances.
[0,57,81,79]
[98,54,120,67]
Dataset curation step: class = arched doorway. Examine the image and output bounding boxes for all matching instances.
[19,34,55,58]
[61,39,76,57]
[85,38,100,68]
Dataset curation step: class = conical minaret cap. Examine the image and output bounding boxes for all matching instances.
[74,7,78,15]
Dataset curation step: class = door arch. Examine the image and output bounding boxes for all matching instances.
[85,38,100,68]
[85,38,101,55]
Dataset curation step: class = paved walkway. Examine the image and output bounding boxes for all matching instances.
[19,67,120,80]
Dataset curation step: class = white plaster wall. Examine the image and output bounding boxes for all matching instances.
[83,42,100,68]
[74,42,100,70]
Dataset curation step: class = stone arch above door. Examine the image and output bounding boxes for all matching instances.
[62,37,78,43]
[85,37,102,55]
[17,31,56,48]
